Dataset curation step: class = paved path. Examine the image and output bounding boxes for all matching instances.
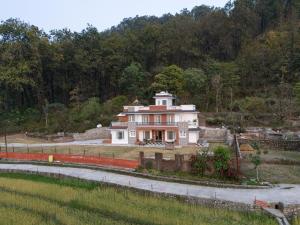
[0,163,299,205]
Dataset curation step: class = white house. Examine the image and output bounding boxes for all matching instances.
[110,91,202,145]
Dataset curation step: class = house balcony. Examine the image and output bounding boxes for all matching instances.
[136,122,178,127]
[110,122,128,129]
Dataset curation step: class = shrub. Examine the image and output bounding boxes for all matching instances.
[145,160,153,170]
[191,150,209,175]
[250,141,260,151]
[206,117,224,126]
[213,146,231,176]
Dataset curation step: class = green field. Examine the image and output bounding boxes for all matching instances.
[0,173,276,225]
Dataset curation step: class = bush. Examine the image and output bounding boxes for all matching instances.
[145,160,153,170]
[250,141,260,151]
[191,150,209,175]
[213,146,231,176]
[206,117,225,126]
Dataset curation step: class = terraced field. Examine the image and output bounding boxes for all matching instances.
[0,173,276,225]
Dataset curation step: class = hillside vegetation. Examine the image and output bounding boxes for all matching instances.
[0,0,300,133]
[0,173,277,225]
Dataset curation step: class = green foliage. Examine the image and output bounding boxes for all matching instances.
[151,65,184,96]
[1,1,300,131]
[119,62,147,99]
[145,160,153,170]
[191,149,209,175]
[236,97,267,115]
[0,174,277,225]
[294,82,300,104]
[250,141,260,151]
[206,117,225,126]
[251,155,261,169]
[213,146,231,176]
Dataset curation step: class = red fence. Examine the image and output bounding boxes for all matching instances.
[0,152,139,169]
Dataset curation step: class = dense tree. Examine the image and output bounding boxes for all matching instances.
[151,65,184,96]
[119,62,147,99]
[1,0,300,133]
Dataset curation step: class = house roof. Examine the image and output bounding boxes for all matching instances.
[124,110,199,114]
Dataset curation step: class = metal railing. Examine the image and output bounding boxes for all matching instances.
[110,122,128,127]
[136,122,178,126]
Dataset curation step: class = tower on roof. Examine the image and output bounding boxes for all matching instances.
[153,91,175,106]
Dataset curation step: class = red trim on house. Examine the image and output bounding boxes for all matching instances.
[110,126,128,129]
[118,115,128,122]
[149,105,167,111]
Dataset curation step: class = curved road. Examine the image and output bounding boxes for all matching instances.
[0,163,299,205]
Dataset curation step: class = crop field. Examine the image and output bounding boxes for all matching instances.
[0,173,277,225]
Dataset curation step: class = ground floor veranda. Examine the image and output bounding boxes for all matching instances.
[135,127,180,145]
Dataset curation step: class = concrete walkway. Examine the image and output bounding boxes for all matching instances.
[0,163,299,205]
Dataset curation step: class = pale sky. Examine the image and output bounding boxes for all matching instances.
[0,0,228,32]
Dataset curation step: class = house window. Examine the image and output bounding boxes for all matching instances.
[162,100,167,105]
[117,131,124,139]
[129,130,136,137]
[167,115,174,124]
[180,130,186,138]
[128,115,135,122]
[144,131,150,140]
[142,115,149,124]
[154,115,161,124]
[167,131,175,140]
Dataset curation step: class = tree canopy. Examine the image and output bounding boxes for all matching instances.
[1,0,300,132]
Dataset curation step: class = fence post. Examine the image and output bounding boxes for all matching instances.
[41,145,43,153]
[27,145,29,153]
[98,152,101,158]
[68,147,71,155]
[54,147,57,154]
[12,145,14,152]
[83,149,86,156]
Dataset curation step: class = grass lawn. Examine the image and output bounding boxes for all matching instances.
[293,217,300,225]
[4,145,200,160]
[0,173,276,225]
[240,162,300,184]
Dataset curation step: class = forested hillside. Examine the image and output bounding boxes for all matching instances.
[1,0,300,133]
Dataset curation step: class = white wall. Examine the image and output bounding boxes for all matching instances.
[155,98,173,106]
[111,129,128,144]
[188,131,199,143]
[176,112,198,125]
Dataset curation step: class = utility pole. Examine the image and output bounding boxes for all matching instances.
[4,126,8,153]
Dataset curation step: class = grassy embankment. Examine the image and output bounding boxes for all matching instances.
[0,173,277,225]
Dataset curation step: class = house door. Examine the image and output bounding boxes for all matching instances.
[157,131,163,141]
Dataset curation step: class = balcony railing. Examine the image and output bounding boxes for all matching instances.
[136,122,178,126]
[110,122,128,127]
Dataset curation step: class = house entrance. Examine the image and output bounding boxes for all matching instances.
[154,130,163,142]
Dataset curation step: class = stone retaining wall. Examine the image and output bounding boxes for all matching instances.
[73,127,110,140]
[139,152,192,172]
[281,204,300,219]
[239,138,300,152]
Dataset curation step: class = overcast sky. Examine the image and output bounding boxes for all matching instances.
[0,0,228,32]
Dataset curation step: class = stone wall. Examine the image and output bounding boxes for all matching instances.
[73,127,110,141]
[139,152,192,172]
[239,138,300,152]
[178,122,189,146]
[281,204,300,219]
[127,122,136,145]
